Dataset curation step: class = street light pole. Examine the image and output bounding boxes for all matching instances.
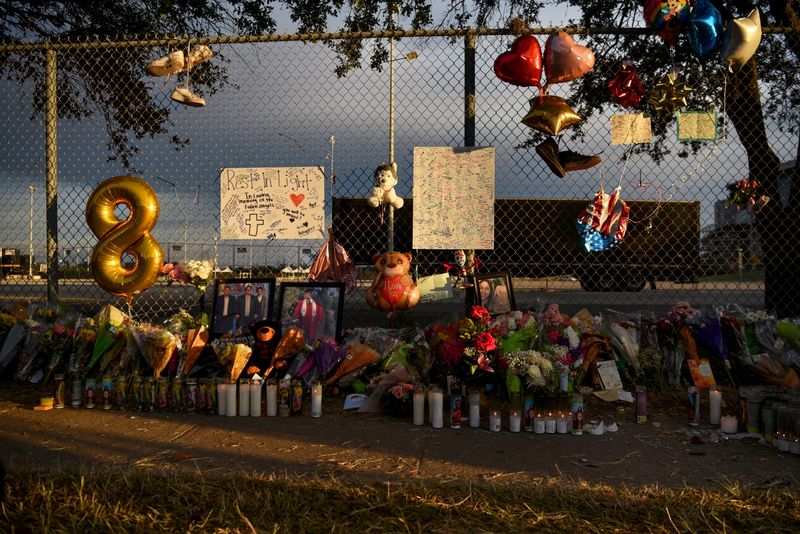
[28,184,36,278]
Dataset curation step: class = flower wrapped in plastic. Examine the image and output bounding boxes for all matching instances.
[692,316,731,368]
[213,341,252,381]
[743,310,776,354]
[505,350,554,389]
[141,327,178,377]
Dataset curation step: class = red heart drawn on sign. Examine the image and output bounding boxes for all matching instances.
[290,194,305,207]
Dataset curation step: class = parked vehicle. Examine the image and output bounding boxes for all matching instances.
[332,198,700,292]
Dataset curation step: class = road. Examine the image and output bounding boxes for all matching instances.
[0,277,764,326]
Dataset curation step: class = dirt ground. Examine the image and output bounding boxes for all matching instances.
[0,383,797,490]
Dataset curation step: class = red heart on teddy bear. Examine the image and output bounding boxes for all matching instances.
[493,35,543,88]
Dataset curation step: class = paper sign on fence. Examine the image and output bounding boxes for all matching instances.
[611,113,652,145]
[219,167,325,240]
[677,111,717,141]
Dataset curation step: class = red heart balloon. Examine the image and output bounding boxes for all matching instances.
[493,35,543,88]
[543,32,595,85]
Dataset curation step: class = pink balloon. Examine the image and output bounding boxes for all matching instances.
[543,32,595,85]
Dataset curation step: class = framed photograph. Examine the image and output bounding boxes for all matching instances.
[277,282,345,343]
[471,272,515,315]
[210,278,276,339]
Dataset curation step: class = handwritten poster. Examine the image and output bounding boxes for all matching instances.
[610,113,652,145]
[219,167,325,240]
[412,146,495,250]
[677,111,717,141]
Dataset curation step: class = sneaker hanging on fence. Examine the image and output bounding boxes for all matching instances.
[145,51,185,76]
[575,186,630,252]
[185,45,213,69]
[170,87,206,107]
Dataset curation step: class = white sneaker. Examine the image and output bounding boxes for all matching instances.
[170,87,206,107]
[185,45,213,69]
[145,51,185,76]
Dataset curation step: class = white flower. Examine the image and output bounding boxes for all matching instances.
[565,326,580,349]
[540,358,553,373]
[512,310,523,320]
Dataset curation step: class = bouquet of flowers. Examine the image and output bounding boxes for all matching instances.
[727,178,768,210]
[505,350,553,389]
[427,306,502,387]
[161,260,214,291]
[490,310,538,354]
[383,380,416,417]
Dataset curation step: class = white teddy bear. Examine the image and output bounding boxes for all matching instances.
[367,162,404,209]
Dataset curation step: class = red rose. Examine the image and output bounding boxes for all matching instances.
[474,332,496,352]
[470,306,491,325]
[438,339,465,367]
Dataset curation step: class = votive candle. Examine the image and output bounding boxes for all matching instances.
[469,390,480,428]
[266,379,278,417]
[557,414,569,434]
[489,410,501,432]
[534,413,546,434]
[311,381,323,418]
[412,385,425,426]
[709,388,722,425]
[430,388,444,429]
[509,410,521,433]
[225,379,237,417]
[249,378,262,417]
[217,381,227,416]
[238,378,251,417]
[720,415,738,434]
[545,413,556,434]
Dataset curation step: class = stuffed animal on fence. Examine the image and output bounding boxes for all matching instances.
[367,163,404,209]
[366,251,420,317]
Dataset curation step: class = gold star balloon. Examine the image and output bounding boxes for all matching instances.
[520,95,582,136]
[647,67,692,115]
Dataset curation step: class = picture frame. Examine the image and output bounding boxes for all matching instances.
[210,278,276,339]
[471,272,515,315]
[277,282,345,343]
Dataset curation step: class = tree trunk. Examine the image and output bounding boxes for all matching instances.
[725,3,800,317]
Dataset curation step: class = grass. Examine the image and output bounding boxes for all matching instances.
[2,467,799,533]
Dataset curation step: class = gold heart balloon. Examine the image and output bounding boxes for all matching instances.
[521,95,582,135]
[543,31,595,85]
[647,68,692,115]
[720,8,762,71]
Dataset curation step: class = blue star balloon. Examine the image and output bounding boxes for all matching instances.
[688,0,723,58]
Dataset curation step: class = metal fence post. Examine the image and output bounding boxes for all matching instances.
[45,47,59,303]
[464,31,477,311]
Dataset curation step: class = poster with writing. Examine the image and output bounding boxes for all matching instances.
[677,111,717,141]
[412,146,495,250]
[610,113,652,145]
[219,167,325,240]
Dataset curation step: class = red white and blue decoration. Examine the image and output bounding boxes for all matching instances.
[575,187,630,252]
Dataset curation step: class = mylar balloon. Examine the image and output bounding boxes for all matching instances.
[86,176,164,303]
[520,95,582,136]
[493,35,543,87]
[543,32,595,85]
[608,63,645,108]
[720,8,762,70]
[688,0,723,58]
[643,0,690,33]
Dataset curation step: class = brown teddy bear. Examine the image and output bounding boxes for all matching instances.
[366,251,420,317]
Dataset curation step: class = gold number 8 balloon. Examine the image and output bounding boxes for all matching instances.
[86,176,164,303]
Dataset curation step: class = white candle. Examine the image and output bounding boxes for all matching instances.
[217,382,227,416]
[225,380,237,417]
[469,391,480,428]
[238,379,251,417]
[412,386,425,426]
[509,411,521,433]
[557,414,569,434]
[545,415,556,434]
[430,389,444,429]
[249,379,262,417]
[311,381,323,418]
[534,415,545,434]
[266,380,278,417]
[489,411,501,432]
[720,415,738,434]
[709,389,722,425]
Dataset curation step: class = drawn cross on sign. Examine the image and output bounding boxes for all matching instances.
[245,213,265,236]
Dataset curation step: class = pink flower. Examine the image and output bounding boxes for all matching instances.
[476,354,494,373]
[470,306,491,325]
[161,262,175,274]
[474,332,496,352]
[53,323,66,335]
[548,328,560,343]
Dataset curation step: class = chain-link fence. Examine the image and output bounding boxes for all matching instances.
[0,28,796,326]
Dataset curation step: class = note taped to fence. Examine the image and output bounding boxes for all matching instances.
[219,167,325,240]
[412,147,495,250]
[677,111,717,141]
[610,113,652,145]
